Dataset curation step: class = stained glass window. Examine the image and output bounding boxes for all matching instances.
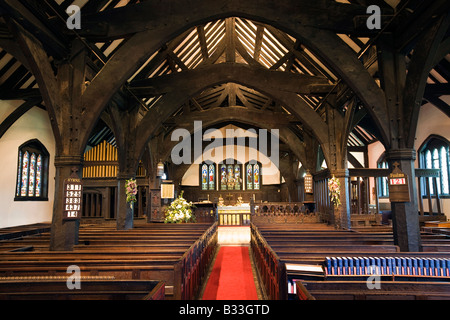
[246,162,261,190]
[217,161,242,190]
[208,164,215,190]
[420,136,450,196]
[16,151,22,196]
[253,163,260,190]
[227,165,234,190]
[28,153,36,196]
[201,164,208,190]
[246,164,253,190]
[20,151,29,197]
[234,165,241,190]
[200,162,216,190]
[221,164,227,190]
[15,140,49,200]
[36,155,42,197]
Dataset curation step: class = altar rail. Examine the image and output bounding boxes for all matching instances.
[252,202,322,224]
[218,207,251,226]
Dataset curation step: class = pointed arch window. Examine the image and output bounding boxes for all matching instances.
[219,160,242,190]
[200,162,216,190]
[246,161,261,190]
[420,136,450,196]
[377,157,389,198]
[15,140,49,201]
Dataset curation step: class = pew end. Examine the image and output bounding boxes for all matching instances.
[294,280,316,300]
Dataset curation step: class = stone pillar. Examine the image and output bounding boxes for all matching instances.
[386,149,422,252]
[49,155,83,251]
[116,173,135,230]
[330,169,351,230]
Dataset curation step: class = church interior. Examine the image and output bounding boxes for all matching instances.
[0,0,449,302]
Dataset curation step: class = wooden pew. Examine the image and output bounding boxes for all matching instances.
[0,223,51,241]
[0,278,165,300]
[296,280,450,300]
[0,222,218,300]
[251,222,450,299]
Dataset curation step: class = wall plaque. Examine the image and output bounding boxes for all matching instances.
[150,188,163,222]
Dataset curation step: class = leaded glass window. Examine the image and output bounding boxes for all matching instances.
[420,136,450,196]
[200,162,216,190]
[377,160,389,198]
[246,162,261,190]
[15,140,49,201]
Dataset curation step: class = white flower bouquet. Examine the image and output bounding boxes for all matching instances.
[328,175,341,208]
[164,191,196,223]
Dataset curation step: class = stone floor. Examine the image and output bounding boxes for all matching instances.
[217,226,251,245]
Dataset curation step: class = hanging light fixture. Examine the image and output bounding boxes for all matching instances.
[304,170,313,194]
[157,160,165,177]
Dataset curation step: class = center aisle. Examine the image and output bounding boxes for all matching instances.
[201,246,259,300]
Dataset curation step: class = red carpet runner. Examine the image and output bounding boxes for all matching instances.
[202,246,258,300]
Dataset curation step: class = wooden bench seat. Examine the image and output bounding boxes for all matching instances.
[296,280,450,300]
[0,222,218,300]
[270,245,400,253]
[251,222,450,300]
[0,279,165,300]
[0,223,51,241]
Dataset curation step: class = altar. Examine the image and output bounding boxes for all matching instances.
[218,204,251,226]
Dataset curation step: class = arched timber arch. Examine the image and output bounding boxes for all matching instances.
[81,2,389,155]
[132,67,330,171]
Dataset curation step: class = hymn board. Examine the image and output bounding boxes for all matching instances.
[63,168,83,220]
[388,162,410,203]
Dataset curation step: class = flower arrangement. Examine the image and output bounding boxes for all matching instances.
[164,191,196,223]
[328,175,341,208]
[125,178,138,204]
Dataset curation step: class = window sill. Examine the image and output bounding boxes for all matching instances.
[14,197,49,202]
[421,195,450,199]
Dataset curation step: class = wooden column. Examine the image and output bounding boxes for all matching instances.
[330,169,351,230]
[386,149,422,252]
[116,172,135,230]
[49,155,83,251]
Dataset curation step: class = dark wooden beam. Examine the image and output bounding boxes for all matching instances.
[129,63,331,96]
[424,96,450,118]
[173,106,295,126]
[395,0,450,53]
[347,150,364,169]
[403,11,450,148]
[424,83,450,96]
[1,0,68,59]
[78,0,393,40]
[197,26,209,60]
[0,88,41,100]
[225,18,235,63]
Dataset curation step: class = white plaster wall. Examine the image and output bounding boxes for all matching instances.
[0,100,55,228]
